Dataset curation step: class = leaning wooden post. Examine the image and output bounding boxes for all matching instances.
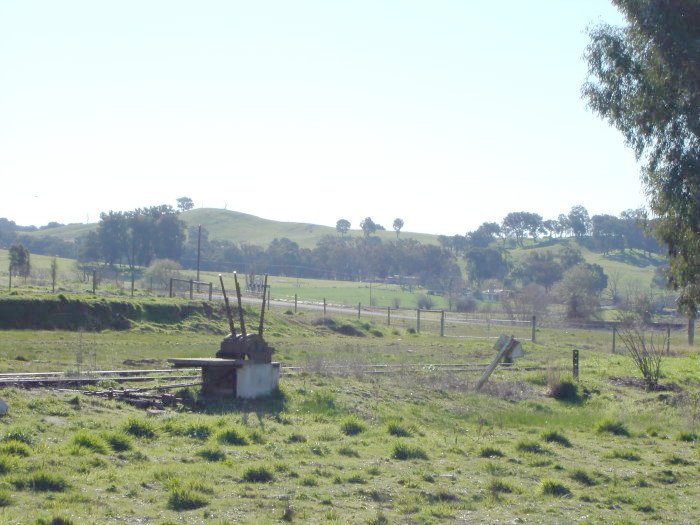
[258,274,268,336]
[233,272,247,336]
[572,349,579,380]
[476,336,514,391]
[267,286,271,311]
[416,309,421,333]
[531,315,536,343]
[219,274,237,337]
[440,310,445,337]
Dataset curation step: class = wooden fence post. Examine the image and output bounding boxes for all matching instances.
[689,316,695,346]
[531,315,536,343]
[169,278,174,298]
[612,325,616,353]
[440,310,445,337]
[358,303,361,319]
[294,294,298,313]
[208,282,213,301]
[93,270,97,295]
[666,324,671,355]
[189,280,194,300]
[323,298,327,317]
[416,309,421,333]
[572,349,579,380]
[387,307,391,326]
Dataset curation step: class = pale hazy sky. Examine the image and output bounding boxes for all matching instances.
[0,1,644,235]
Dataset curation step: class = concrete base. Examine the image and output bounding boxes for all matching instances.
[236,363,280,399]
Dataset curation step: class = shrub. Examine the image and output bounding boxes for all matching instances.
[216,427,248,446]
[123,418,157,439]
[392,443,428,460]
[540,478,571,497]
[242,466,274,483]
[541,430,572,447]
[340,417,365,436]
[617,320,664,389]
[596,419,630,437]
[167,488,209,511]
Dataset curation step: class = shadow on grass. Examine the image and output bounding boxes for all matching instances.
[604,250,664,268]
[178,386,288,417]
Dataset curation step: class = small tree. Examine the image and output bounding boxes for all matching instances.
[617,317,665,390]
[392,218,404,239]
[176,197,195,212]
[9,243,30,283]
[50,257,58,293]
[360,217,377,238]
[336,219,351,236]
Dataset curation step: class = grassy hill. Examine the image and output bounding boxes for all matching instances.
[19,208,439,249]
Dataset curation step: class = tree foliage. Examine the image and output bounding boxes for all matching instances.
[336,219,351,236]
[583,0,700,313]
[9,243,30,278]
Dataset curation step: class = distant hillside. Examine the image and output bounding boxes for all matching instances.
[19,207,440,249]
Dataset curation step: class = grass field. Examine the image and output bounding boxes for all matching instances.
[0,309,698,524]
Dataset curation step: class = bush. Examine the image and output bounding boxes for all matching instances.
[548,379,580,402]
[417,295,434,310]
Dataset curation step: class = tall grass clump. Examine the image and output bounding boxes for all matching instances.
[103,432,133,452]
[70,431,108,454]
[301,390,341,416]
[479,446,505,458]
[392,442,428,460]
[216,426,248,446]
[387,421,413,437]
[123,418,157,439]
[340,416,365,436]
[539,478,571,497]
[596,419,630,437]
[167,487,209,511]
[14,470,68,492]
[542,430,572,447]
[0,440,31,457]
[0,428,33,445]
[242,465,274,483]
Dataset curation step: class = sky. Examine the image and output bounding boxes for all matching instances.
[0,1,645,236]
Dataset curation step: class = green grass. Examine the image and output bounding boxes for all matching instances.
[0,311,697,523]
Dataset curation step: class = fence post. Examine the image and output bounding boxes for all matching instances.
[666,324,671,355]
[169,278,174,298]
[572,349,579,380]
[531,315,536,343]
[131,271,135,297]
[416,309,421,333]
[93,270,97,295]
[612,325,616,353]
[294,294,298,313]
[267,286,271,312]
[323,298,327,317]
[689,316,695,346]
[189,280,193,300]
[440,310,445,337]
[387,307,391,326]
[208,282,213,301]
[358,303,361,319]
